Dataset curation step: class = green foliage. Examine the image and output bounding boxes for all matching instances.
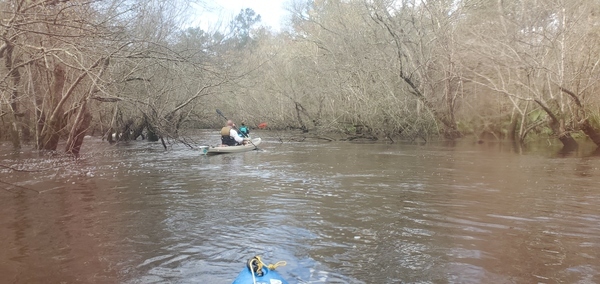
[587,111,600,129]
[540,126,554,135]
[528,109,545,122]
[345,124,357,134]
[571,131,585,139]
[457,120,476,135]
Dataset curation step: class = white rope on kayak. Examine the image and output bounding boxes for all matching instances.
[250,260,257,284]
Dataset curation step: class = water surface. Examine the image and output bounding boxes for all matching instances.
[1,133,599,283]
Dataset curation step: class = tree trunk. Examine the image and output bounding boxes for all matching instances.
[65,100,92,157]
[294,102,308,131]
[534,99,577,148]
[557,132,578,150]
[559,86,600,146]
[39,65,66,150]
[507,114,518,141]
[147,129,159,142]
[403,77,462,139]
[558,87,600,147]
[34,75,45,149]
[130,118,148,140]
[580,119,600,147]
[4,43,22,148]
[8,119,20,148]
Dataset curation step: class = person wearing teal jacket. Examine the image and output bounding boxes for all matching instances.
[238,123,250,137]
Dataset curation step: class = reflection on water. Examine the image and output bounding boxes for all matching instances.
[1,134,600,283]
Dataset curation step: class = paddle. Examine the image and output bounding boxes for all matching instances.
[216,109,258,149]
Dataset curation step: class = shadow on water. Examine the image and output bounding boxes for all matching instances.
[584,146,600,157]
[503,138,600,158]
[556,144,579,157]
[553,143,600,158]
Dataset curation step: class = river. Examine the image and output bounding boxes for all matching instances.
[1,132,599,283]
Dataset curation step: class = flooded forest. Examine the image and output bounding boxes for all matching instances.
[2,0,600,154]
[3,1,600,283]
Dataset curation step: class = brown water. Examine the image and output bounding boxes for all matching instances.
[1,133,599,283]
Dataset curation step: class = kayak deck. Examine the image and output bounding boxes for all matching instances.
[232,256,288,284]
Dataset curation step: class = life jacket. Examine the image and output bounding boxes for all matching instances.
[220,126,237,146]
[220,126,231,136]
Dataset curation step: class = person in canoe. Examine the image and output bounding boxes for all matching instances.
[238,123,250,138]
[221,120,246,146]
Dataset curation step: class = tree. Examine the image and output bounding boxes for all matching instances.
[461,0,600,148]
[364,0,466,139]
[229,8,262,47]
[0,0,217,154]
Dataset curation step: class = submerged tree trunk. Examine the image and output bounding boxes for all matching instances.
[559,87,600,147]
[534,99,577,149]
[580,120,600,146]
[39,57,104,150]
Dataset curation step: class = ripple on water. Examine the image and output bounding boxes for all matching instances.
[2,138,600,283]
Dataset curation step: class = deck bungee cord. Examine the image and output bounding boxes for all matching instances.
[232,255,288,284]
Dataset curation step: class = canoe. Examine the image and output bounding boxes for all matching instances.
[232,256,288,284]
[201,138,261,155]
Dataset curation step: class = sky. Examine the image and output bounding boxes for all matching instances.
[193,0,291,32]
